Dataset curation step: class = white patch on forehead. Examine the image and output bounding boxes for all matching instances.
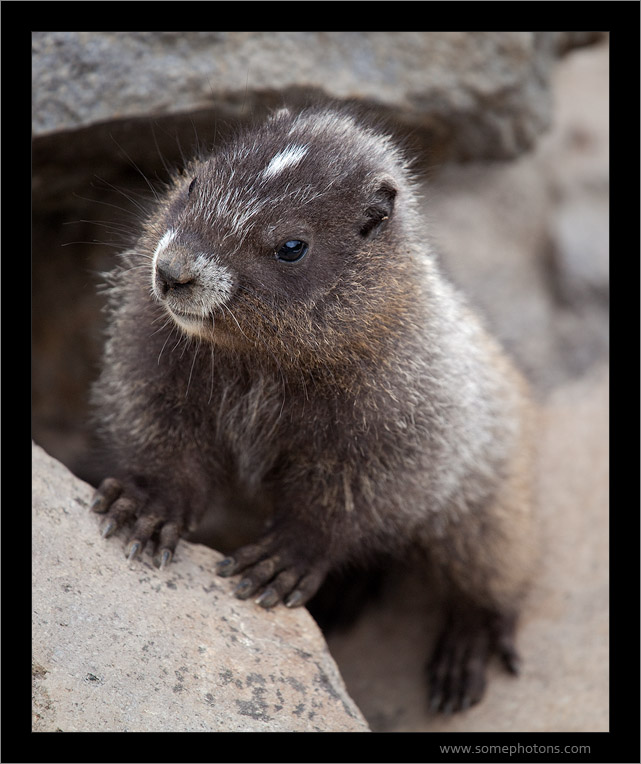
[262,144,308,180]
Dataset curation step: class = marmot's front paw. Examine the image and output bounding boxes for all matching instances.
[216,531,329,609]
[90,477,182,568]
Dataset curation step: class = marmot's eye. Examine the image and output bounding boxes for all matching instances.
[275,239,308,263]
[188,177,198,195]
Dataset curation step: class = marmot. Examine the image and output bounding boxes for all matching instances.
[90,105,538,713]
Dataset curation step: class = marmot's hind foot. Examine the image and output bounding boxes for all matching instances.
[427,605,519,713]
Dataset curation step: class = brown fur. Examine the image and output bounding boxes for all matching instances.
[91,106,538,712]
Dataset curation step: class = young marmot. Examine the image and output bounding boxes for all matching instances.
[90,106,538,713]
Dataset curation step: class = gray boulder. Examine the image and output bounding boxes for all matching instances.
[32,31,602,159]
[32,443,369,732]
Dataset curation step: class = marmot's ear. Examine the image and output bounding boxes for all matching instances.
[360,181,397,239]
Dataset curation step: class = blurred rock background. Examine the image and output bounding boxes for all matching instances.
[32,32,609,733]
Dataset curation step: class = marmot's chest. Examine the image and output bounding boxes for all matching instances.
[195,375,288,482]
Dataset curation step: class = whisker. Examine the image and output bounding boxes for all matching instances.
[174,332,188,356]
[157,320,178,364]
[185,336,200,398]
[208,342,216,406]
[221,303,252,344]
[108,134,161,204]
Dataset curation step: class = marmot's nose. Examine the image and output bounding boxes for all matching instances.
[156,259,194,296]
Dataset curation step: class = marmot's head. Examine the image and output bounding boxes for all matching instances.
[145,107,420,367]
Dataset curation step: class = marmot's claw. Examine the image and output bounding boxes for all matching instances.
[157,548,173,570]
[91,477,123,513]
[126,540,142,563]
[216,557,238,577]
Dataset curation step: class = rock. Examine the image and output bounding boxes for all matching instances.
[423,40,609,391]
[31,443,369,732]
[32,31,602,161]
